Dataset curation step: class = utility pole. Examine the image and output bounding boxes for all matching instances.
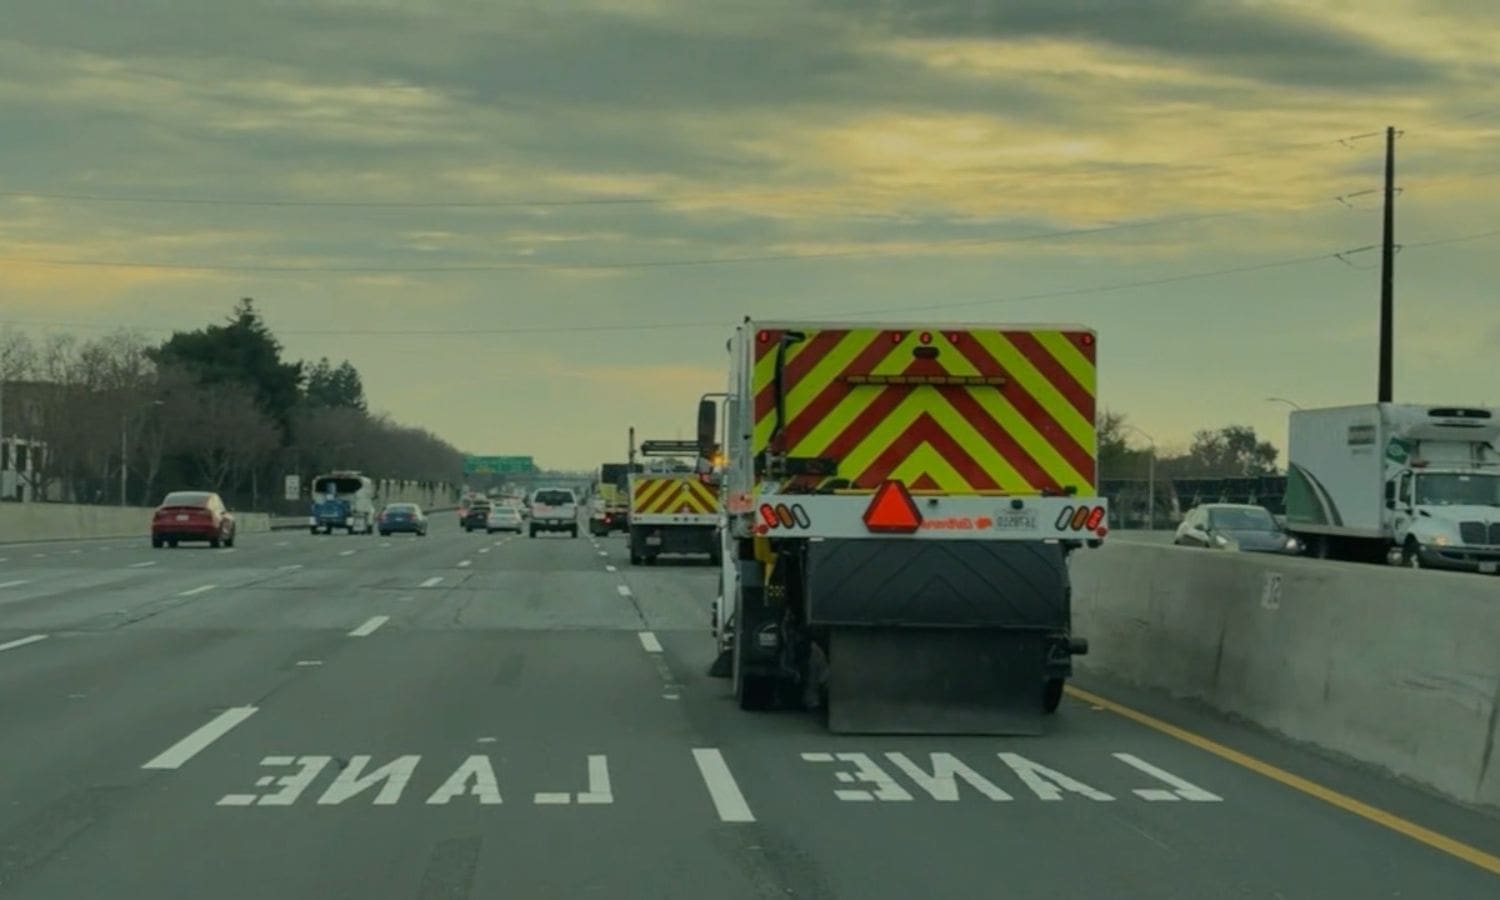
[1378,125,1396,404]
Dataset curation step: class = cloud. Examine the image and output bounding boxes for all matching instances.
[826,0,1447,89]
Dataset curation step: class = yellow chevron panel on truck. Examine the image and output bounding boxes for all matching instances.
[631,477,720,516]
[750,325,1097,495]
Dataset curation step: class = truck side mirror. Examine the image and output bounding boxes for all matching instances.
[696,398,717,456]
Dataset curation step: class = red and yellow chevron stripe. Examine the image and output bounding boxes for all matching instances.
[750,326,1097,495]
[631,476,720,516]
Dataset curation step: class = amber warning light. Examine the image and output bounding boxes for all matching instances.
[862,480,922,534]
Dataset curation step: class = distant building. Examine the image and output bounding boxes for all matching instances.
[1,379,59,502]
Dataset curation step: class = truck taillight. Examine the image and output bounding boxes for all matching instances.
[1085,506,1105,530]
[758,504,778,528]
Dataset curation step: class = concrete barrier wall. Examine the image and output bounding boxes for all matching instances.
[1070,543,1500,808]
[0,503,270,544]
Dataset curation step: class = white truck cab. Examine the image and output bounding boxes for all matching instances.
[1287,404,1500,572]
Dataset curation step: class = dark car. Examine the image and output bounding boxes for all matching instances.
[378,502,428,536]
[1175,503,1301,554]
[462,499,493,532]
[151,491,236,549]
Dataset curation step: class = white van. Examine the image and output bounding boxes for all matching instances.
[529,487,579,538]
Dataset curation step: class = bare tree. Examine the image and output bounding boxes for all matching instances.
[178,382,278,491]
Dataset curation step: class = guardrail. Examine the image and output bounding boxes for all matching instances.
[1070,542,1500,810]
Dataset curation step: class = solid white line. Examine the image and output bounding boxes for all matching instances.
[141,706,258,770]
[129,561,157,569]
[616,585,632,598]
[348,615,390,638]
[637,631,663,653]
[420,576,444,588]
[692,749,756,823]
[0,579,28,589]
[457,560,472,568]
[178,584,217,597]
[0,634,49,653]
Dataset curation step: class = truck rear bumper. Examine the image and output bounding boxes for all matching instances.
[803,537,1072,629]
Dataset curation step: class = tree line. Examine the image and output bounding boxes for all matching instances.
[1098,410,1280,480]
[0,299,463,509]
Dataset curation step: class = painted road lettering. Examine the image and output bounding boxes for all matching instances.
[884,752,1013,802]
[800,751,1218,804]
[216,754,611,808]
[998,752,1114,801]
[427,756,503,806]
[801,753,913,802]
[318,755,423,806]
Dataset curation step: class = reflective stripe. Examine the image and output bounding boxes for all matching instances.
[750,327,1097,495]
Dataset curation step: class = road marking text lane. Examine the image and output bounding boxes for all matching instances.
[142,706,259,770]
[349,616,390,638]
[692,749,756,823]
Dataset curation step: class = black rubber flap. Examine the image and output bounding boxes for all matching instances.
[828,628,1046,735]
[806,538,1068,628]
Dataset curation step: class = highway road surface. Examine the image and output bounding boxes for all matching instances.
[2,520,1498,899]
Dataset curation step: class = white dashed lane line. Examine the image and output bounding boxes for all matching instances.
[177,584,217,597]
[129,561,157,569]
[616,584,633,598]
[457,560,472,568]
[0,634,49,653]
[420,576,444,588]
[348,615,390,638]
[339,549,358,557]
[692,749,756,823]
[605,565,617,573]
[637,631,663,653]
[141,706,258,770]
[0,579,29,589]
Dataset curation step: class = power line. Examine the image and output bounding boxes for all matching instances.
[3,226,1491,338]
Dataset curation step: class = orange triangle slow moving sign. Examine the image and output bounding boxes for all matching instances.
[863,480,922,534]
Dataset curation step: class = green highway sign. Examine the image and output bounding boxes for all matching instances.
[464,455,534,476]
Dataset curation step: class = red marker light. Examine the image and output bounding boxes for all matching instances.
[889,331,903,344]
[1085,506,1106,530]
[919,331,933,345]
[947,332,961,344]
[1080,333,1095,346]
[757,330,771,344]
[863,480,922,534]
[758,504,778,528]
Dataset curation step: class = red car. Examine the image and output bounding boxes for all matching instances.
[152,491,237,548]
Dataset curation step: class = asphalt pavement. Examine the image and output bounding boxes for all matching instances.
[2,520,1498,898]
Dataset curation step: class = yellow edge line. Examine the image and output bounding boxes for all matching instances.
[1065,685,1500,877]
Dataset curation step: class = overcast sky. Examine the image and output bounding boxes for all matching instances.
[1,0,1496,470]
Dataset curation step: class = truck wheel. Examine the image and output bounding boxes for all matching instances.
[1402,539,1424,569]
[529,526,537,538]
[1042,678,1065,714]
[571,526,579,538]
[629,551,642,565]
[210,537,222,549]
[309,527,319,536]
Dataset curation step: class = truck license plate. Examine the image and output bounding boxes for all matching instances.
[176,514,189,521]
[994,511,1037,530]
[1481,562,1498,574]
[646,535,663,546]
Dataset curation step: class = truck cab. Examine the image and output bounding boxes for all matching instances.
[310,472,378,535]
[1387,463,1500,572]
